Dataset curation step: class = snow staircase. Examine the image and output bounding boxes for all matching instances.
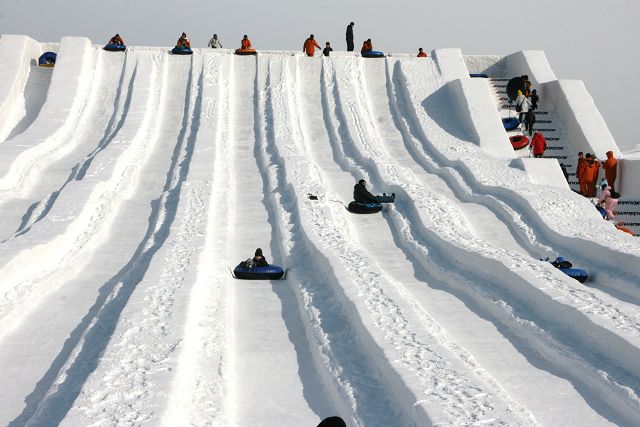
[489,78,640,233]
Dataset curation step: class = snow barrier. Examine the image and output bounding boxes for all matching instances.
[0,35,42,140]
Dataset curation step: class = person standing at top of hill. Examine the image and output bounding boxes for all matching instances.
[361,38,373,53]
[109,34,125,46]
[323,42,333,57]
[417,48,427,57]
[346,21,355,51]
[240,35,252,49]
[176,32,190,48]
[602,150,618,192]
[303,34,321,57]
[208,34,222,48]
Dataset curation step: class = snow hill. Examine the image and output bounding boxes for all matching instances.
[1,35,640,427]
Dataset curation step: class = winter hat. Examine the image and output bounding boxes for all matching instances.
[317,416,347,427]
[517,90,522,96]
[255,248,263,257]
[532,89,537,94]
[358,179,366,185]
[585,153,593,159]
[555,256,564,263]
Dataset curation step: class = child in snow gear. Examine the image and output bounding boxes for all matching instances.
[597,184,619,220]
[323,42,333,57]
[530,132,546,158]
[208,34,222,48]
[303,34,321,56]
[176,32,191,48]
[242,248,269,269]
[530,89,539,110]
[417,48,427,57]
[524,110,536,136]
[240,35,252,49]
[346,22,355,51]
[109,34,124,46]
[361,39,373,53]
[353,179,395,203]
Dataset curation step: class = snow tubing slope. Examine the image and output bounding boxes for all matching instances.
[559,268,589,283]
[172,46,193,55]
[348,201,383,214]
[510,135,529,150]
[361,50,385,58]
[38,51,57,67]
[502,117,520,131]
[104,44,126,52]
[235,48,257,55]
[233,264,285,280]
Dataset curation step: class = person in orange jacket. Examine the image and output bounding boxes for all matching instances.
[109,34,125,46]
[581,153,601,197]
[602,150,618,192]
[417,48,427,57]
[240,35,252,49]
[176,32,190,48]
[361,38,373,53]
[530,132,547,158]
[576,152,587,195]
[303,34,321,57]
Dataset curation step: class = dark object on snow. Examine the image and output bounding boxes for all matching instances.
[38,51,57,67]
[317,416,347,427]
[308,194,318,200]
[549,257,589,283]
[361,50,385,58]
[509,135,529,150]
[346,22,354,51]
[104,44,126,52]
[502,117,520,131]
[172,46,193,55]
[348,201,383,214]
[469,73,488,78]
[235,48,257,55]
[506,76,526,102]
[233,263,285,280]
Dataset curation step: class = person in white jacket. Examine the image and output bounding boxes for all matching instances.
[208,34,222,48]
[515,90,532,124]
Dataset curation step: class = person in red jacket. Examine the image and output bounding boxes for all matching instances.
[417,48,427,57]
[576,152,587,195]
[530,132,547,158]
[361,39,373,53]
[602,150,618,192]
[176,32,190,48]
[581,153,601,197]
[109,34,125,46]
[303,34,321,57]
[240,35,252,49]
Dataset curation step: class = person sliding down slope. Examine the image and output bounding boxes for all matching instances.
[353,179,395,203]
[303,34,321,56]
[242,248,269,269]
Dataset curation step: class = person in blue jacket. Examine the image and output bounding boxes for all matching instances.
[353,179,395,203]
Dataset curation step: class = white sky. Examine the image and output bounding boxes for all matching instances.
[2,0,637,153]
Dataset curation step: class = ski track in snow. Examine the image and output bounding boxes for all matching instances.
[0,46,638,427]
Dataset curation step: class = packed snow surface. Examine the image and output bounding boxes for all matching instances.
[1,42,640,427]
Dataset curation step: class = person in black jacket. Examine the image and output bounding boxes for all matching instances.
[346,22,355,51]
[252,248,269,267]
[530,89,539,110]
[353,179,395,203]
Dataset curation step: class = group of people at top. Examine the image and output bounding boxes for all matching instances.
[575,150,620,221]
[119,21,429,58]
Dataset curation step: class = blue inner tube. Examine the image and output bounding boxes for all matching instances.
[233,264,285,280]
[348,201,383,214]
[502,117,520,131]
[469,73,488,78]
[38,51,57,66]
[596,206,607,219]
[559,268,589,283]
[104,44,126,52]
[361,50,385,58]
[172,46,193,55]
